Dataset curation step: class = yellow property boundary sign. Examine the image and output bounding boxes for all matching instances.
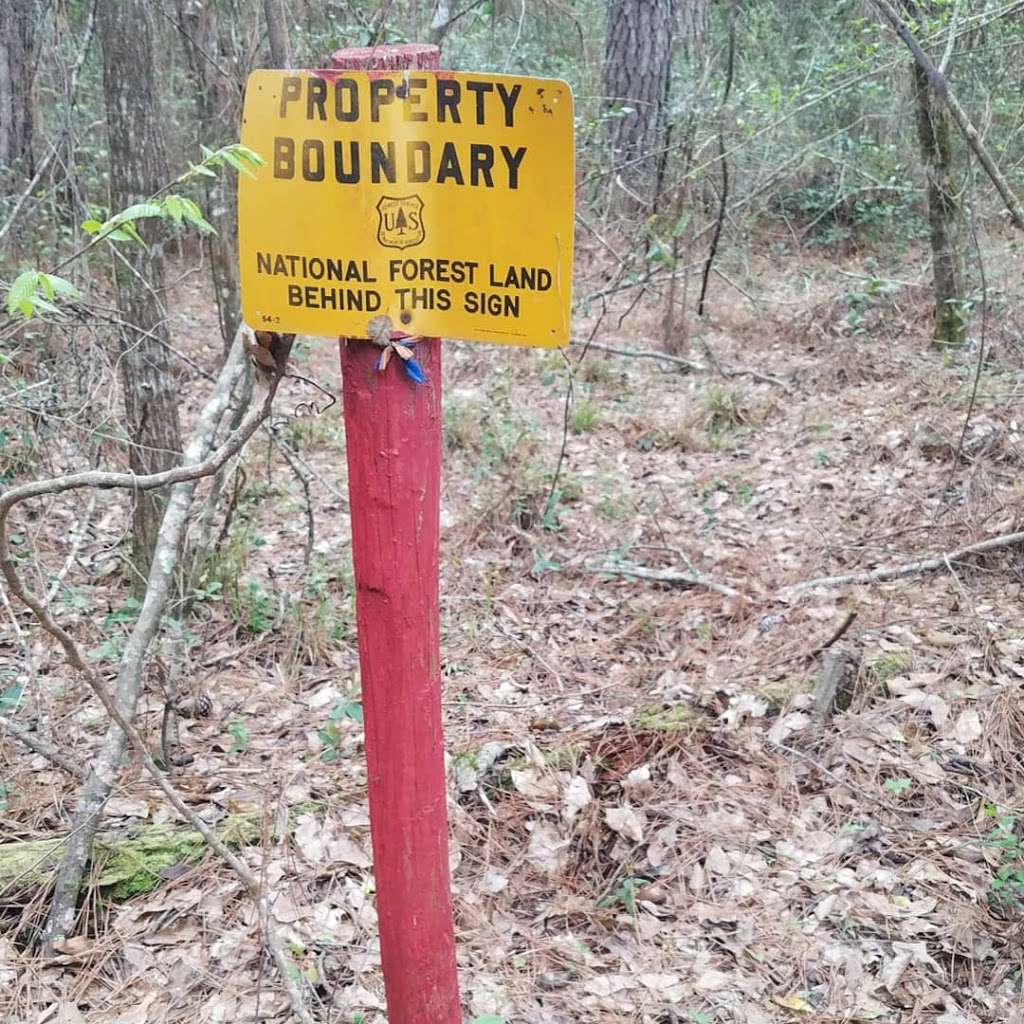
[238,70,574,347]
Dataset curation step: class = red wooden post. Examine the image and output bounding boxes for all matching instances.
[332,43,461,1024]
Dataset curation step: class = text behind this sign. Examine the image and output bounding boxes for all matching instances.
[238,70,574,347]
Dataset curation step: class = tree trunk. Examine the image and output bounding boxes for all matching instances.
[902,0,966,347]
[99,0,183,586]
[176,1,245,352]
[263,0,293,68]
[0,0,37,179]
[678,0,711,57]
[912,61,965,347]
[602,0,675,210]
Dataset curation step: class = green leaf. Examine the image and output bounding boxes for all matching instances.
[81,218,103,234]
[121,221,147,246]
[117,202,164,222]
[7,270,39,316]
[884,776,912,796]
[104,597,143,626]
[188,162,217,178]
[330,700,364,724]
[179,197,215,234]
[40,274,80,298]
[162,194,185,225]
[234,144,265,167]
[218,148,246,173]
[0,683,23,713]
[227,719,250,753]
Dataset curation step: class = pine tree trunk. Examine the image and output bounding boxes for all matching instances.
[0,0,37,179]
[99,0,183,585]
[603,0,675,210]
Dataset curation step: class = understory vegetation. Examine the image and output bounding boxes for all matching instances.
[4,1,1024,1022]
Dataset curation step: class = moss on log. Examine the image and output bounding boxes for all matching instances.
[0,806,318,901]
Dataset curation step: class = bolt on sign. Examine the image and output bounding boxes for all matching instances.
[238,70,574,346]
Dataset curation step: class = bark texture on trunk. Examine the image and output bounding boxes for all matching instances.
[99,0,183,583]
[602,0,675,208]
[912,60,965,346]
[176,1,245,352]
[679,0,711,57]
[0,0,37,178]
[263,0,293,68]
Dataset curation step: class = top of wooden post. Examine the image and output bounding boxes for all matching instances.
[329,44,440,71]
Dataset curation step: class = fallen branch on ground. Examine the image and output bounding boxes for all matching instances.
[575,339,794,393]
[779,529,1024,598]
[591,561,747,600]
[0,714,87,779]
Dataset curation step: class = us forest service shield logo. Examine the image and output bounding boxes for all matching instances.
[376,195,425,250]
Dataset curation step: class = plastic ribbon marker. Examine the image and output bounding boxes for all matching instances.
[367,315,427,385]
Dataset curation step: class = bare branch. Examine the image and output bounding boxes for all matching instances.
[0,714,88,778]
[779,529,1024,598]
[591,561,748,600]
[573,339,795,393]
[872,0,1024,229]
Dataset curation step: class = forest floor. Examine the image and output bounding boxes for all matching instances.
[4,223,1024,1024]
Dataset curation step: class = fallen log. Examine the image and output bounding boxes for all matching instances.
[0,805,321,901]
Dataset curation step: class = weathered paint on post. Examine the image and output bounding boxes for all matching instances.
[334,42,461,1024]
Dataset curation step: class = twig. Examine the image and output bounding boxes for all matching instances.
[576,339,704,371]
[573,339,794,393]
[799,184,921,238]
[697,11,735,317]
[491,619,564,692]
[0,379,53,407]
[948,176,988,482]
[275,440,315,568]
[809,609,858,657]
[0,714,87,779]
[542,352,574,528]
[0,144,59,246]
[429,0,488,45]
[590,561,747,601]
[779,529,1024,598]
[711,266,801,307]
[938,0,963,74]
[0,369,279,514]
[34,335,253,953]
[43,496,96,607]
[700,336,794,392]
[768,741,900,812]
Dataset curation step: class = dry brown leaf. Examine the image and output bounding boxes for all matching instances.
[604,805,645,843]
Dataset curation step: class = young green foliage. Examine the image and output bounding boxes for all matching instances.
[5,271,80,318]
[4,143,263,320]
